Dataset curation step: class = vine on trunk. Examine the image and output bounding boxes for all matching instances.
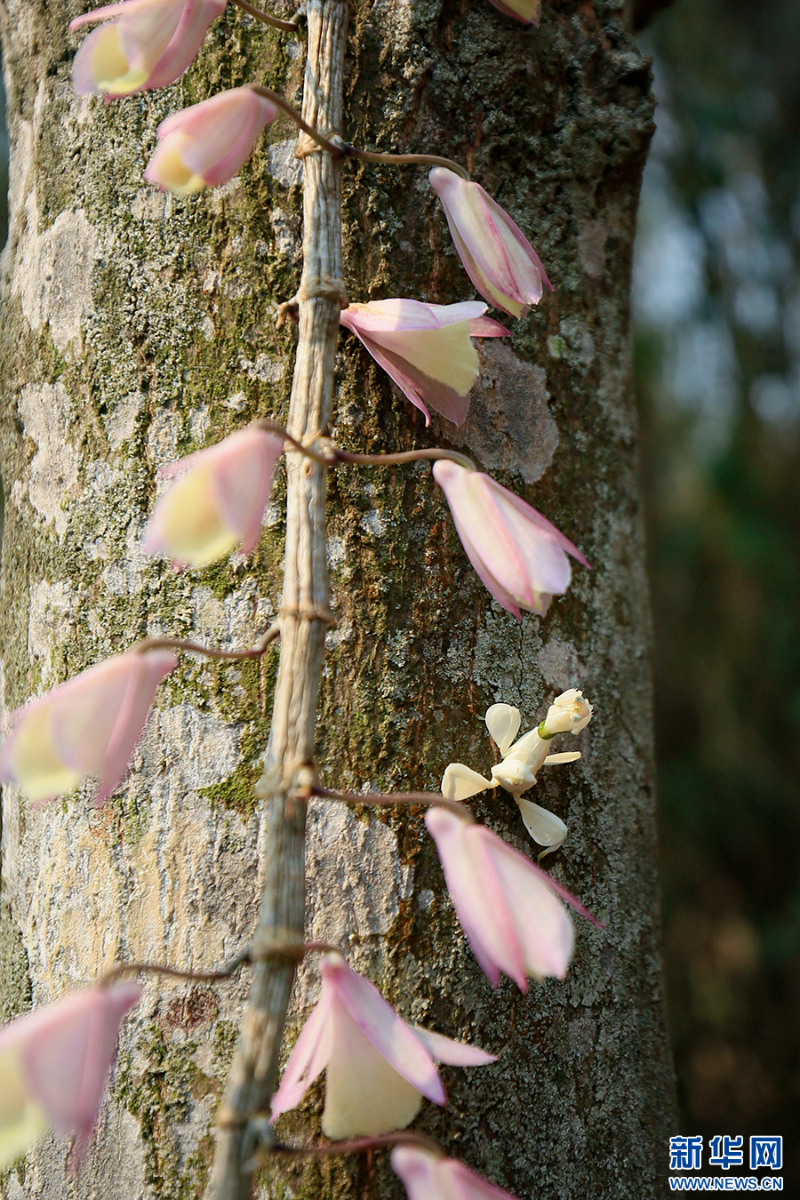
[0,1,609,1197]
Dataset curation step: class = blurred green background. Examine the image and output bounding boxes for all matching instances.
[634,0,800,1184]
[0,0,798,1185]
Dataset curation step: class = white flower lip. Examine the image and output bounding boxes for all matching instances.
[270,952,494,1138]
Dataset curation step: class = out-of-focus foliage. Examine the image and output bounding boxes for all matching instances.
[634,0,800,1182]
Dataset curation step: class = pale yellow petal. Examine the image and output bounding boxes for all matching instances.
[90,25,148,94]
[0,1048,49,1170]
[7,706,82,802]
[156,466,237,565]
[388,323,478,395]
[322,1011,422,1138]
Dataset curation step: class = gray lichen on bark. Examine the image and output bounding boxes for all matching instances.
[0,0,675,1197]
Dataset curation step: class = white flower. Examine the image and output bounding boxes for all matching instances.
[440,691,593,858]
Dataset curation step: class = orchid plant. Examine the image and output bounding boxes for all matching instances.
[0,0,605,1195]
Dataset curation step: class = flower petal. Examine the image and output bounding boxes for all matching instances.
[475,829,573,979]
[0,984,141,1168]
[270,989,334,1120]
[146,88,277,192]
[93,649,178,806]
[340,301,503,426]
[433,459,588,617]
[322,990,423,1138]
[392,1146,522,1200]
[323,955,445,1105]
[340,299,441,333]
[139,0,226,92]
[410,1027,495,1067]
[424,808,526,989]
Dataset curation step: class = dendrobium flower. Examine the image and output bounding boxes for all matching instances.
[486,0,541,25]
[433,460,589,620]
[0,649,177,806]
[339,299,507,426]
[392,1145,521,1200]
[270,952,494,1137]
[144,87,278,195]
[424,806,583,989]
[0,983,141,1169]
[70,0,226,99]
[441,695,592,856]
[142,426,284,568]
[429,168,552,319]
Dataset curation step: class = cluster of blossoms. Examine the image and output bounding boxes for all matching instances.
[70,0,542,112]
[0,0,602,1195]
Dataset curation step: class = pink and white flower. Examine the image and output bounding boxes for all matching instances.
[425,806,601,989]
[144,88,278,195]
[433,459,589,619]
[142,427,284,568]
[270,952,494,1138]
[392,1145,521,1200]
[0,983,141,1169]
[339,299,507,426]
[0,649,177,806]
[429,168,552,318]
[486,0,541,24]
[71,0,226,99]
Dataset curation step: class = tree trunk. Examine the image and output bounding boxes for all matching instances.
[0,0,675,1198]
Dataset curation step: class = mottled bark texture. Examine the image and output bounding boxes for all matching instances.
[0,0,675,1199]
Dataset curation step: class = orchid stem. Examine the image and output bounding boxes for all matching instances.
[254,419,336,466]
[100,939,342,990]
[100,951,253,989]
[342,146,469,180]
[132,623,281,662]
[333,446,476,471]
[255,419,476,473]
[311,785,473,820]
[230,0,301,33]
[248,86,344,158]
[269,1130,445,1161]
[245,88,468,182]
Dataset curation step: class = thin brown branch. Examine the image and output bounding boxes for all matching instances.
[311,785,474,820]
[248,85,344,158]
[100,938,343,992]
[230,0,301,32]
[257,1130,445,1167]
[99,951,252,989]
[132,623,281,662]
[333,446,476,470]
[342,146,469,180]
[254,418,336,466]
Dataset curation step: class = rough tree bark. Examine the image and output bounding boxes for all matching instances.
[0,0,676,1198]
